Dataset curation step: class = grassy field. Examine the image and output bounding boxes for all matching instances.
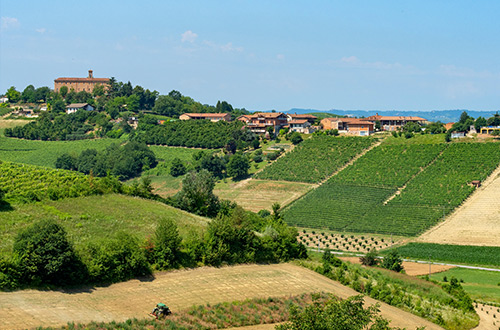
[0,135,126,167]
[0,194,209,256]
[391,243,500,268]
[427,268,500,304]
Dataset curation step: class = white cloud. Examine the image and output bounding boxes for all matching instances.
[1,17,20,31]
[340,55,359,64]
[36,28,46,34]
[181,30,198,43]
[220,42,243,52]
[439,64,494,79]
[276,54,285,60]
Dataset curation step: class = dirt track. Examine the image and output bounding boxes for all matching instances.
[0,263,442,330]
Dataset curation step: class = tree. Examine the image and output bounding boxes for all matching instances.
[487,112,500,126]
[225,139,237,154]
[77,149,98,174]
[360,248,379,266]
[55,153,77,170]
[425,121,446,134]
[227,153,250,179]
[381,250,403,272]
[276,295,395,330]
[474,116,487,131]
[375,120,381,131]
[175,170,220,217]
[21,85,36,103]
[252,139,260,149]
[59,86,68,98]
[170,157,187,177]
[290,132,303,145]
[152,218,181,269]
[51,99,66,113]
[13,219,86,286]
[5,86,20,103]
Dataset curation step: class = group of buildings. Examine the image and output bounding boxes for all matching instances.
[179,111,428,137]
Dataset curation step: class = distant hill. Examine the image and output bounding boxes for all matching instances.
[285,108,499,123]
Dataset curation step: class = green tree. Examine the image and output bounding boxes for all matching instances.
[5,86,21,103]
[381,250,404,272]
[175,170,220,217]
[276,295,395,330]
[51,98,66,113]
[227,153,250,179]
[55,153,77,170]
[170,157,187,177]
[21,85,36,103]
[474,116,487,131]
[13,219,86,286]
[152,218,181,269]
[487,112,500,126]
[59,86,68,98]
[360,248,379,266]
[290,132,303,145]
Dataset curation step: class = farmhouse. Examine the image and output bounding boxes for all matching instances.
[66,103,95,114]
[287,119,315,134]
[320,117,374,136]
[54,70,110,93]
[365,113,426,131]
[480,126,500,135]
[179,113,231,122]
[451,131,466,139]
[238,112,288,135]
[286,113,317,124]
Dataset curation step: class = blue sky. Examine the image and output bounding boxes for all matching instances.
[1,1,499,111]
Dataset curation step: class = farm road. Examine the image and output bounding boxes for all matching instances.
[0,263,443,330]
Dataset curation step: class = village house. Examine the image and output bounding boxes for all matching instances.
[54,70,109,93]
[286,113,317,124]
[0,96,8,103]
[238,112,288,135]
[365,113,426,131]
[320,117,374,136]
[66,103,95,114]
[179,113,231,122]
[480,126,500,135]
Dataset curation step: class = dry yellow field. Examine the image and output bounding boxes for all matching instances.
[0,263,442,330]
[214,179,316,212]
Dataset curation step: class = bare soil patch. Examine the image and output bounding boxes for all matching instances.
[0,263,441,330]
[339,257,454,276]
[214,179,316,212]
[474,303,500,330]
[419,165,500,247]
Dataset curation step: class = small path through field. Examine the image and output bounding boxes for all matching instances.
[0,263,442,330]
[418,163,500,246]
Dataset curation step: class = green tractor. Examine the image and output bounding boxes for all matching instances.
[150,303,172,319]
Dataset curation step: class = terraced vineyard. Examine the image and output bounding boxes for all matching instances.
[284,142,500,236]
[255,135,374,183]
[0,161,118,203]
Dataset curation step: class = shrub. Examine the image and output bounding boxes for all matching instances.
[151,218,182,269]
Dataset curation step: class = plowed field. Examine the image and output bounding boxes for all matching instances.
[0,264,442,330]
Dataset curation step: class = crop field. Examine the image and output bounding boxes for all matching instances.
[0,136,124,167]
[428,268,500,304]
[0,263,441,330]
[0,194,209,257]
[391,243,500,268]
[0,161,117,204]
[255,135,374,183]
[284,142,500,236]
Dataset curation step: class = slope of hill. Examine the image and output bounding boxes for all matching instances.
[0,194,209,256]
[283,141,500,236]
[0,263,443,330]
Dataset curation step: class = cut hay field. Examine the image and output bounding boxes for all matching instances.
[214,179,316,212]
[418,165,500,247]
[0,194,209,257]
[0,263,442,330]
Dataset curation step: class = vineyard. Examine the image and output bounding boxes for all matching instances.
[255,135,374,183]
[391,243,500,267]
[0,161,120,203]
[283,142,500,236]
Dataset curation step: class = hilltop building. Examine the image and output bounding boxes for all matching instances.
[238,112,288,135]
[54,70,109,93]
[365,113,426,131]
[66,103,95,114]
[321,117,374,136]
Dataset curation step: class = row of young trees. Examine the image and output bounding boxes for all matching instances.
[0,202,306,289]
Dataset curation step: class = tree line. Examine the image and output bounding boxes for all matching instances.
[0,204,306,289]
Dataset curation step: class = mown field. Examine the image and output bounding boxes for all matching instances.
[255,135,374,183]
[0,193,209,257]
[392,243,500,268]
[428,268,500,304]
[283,141,500,236]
